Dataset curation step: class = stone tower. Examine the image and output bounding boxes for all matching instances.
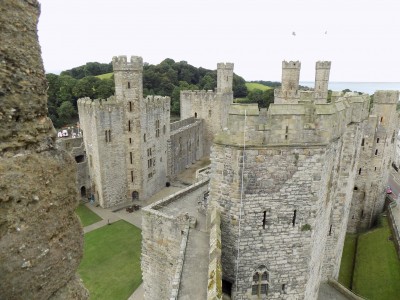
[209,61,370,299]
[314,61,331,103]
[274,61,301,103]
[217,62,234,93]
[180,63,234,155]
[78,56,170,207]
[348,90,399,232]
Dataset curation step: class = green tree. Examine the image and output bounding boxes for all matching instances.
[95,78,115,99]
[57,101,77,126]
[72,76,101,99]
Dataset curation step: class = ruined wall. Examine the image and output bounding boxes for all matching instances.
[0,1,88,299]
[169,117,204,179]
[56,137,91,198]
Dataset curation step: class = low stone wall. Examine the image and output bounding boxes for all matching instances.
[327,279,366,300]
[388,202,400,259]
[170,227,189,300]
[141,178,209,299]
[207,205,222,300]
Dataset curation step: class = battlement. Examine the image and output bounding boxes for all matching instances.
[282,60,301,69]
[373,90,399,104]
[77,96,118,111]
[112,55,143,71]
[315,61,331,69]
[217,62,234,70]
[180,90,217,98]
[144,95,170,108]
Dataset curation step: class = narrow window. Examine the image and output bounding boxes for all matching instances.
[377,138,380,143]
[262,211,266,229]
[129,102,132,112]
[105,130,108,142]
[144,134,146,142]
[354,186,358,190]
[75,155,85,163]
[163,125,166,134]
[130,152,133,164]
[195,112,197,118]
[129,138,132,144]
[361,209,364,218]
[108,130,111,142]
[375,149,378,155]
[380,116,383,123]
[375,166,377,171]
[359,168,362,175]
[281,284,286,294]
[361,138,365,146]
[127,82,131,89]
[128,120,131,132]
[131,171,133,182]
[286,126,289,133]
[329,224,332,236]
[292,209,297,227]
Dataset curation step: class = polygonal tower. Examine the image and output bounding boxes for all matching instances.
[217,62,234,93]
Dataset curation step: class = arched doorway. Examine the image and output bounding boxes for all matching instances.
[132,191,139,201]
[80,186,86,197]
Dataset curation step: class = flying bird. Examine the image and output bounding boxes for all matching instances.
[292,31,296,36]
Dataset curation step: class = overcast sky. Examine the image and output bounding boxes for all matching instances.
[38,0,400,82]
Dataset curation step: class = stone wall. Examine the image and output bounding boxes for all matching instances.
[56,137,91,198]
[141,179,209,300]
[169,117,204,179]
[78,97,127,208]
[210,143,337,299]
[0,1,88,299]
[207,205,223,300]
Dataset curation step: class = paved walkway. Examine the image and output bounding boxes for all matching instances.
[318,283,351,300]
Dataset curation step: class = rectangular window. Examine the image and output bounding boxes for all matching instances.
[130,152,133,164]
[105,130,108,142]
[108,130,111,142]
[129,138,132,144]
[131,171,133,182]
[129,102,132,112]
[128,120,131,132]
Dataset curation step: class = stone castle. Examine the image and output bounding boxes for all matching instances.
[75,56,399,299]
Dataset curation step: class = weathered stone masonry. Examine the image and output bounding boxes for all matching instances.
[0,1,88,299]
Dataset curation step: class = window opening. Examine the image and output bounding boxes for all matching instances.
[375,149,378,155]
[131,171,133,182]
[251,268,269,296]
[129,102,132,112]
[144,134,146,142]
[108,130,111,142]
[359,168,362,175]
[282,284,287,294]
[354,186,358,190]
[128,82,131,89]
[377,138,380,143]
[128,120,131,132]
[194,112,197,118]
[163,124,166,134]
[329,224,332,236]
[361,209,364,218]
[262,211,266,229]
[130,152,133,164]
[129,138,132,144]
[292,209,297,227]
[75,155,85,163]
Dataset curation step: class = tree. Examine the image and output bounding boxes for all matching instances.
[72,76,101,99]
[57,101,77,126]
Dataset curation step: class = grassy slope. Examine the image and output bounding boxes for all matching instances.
[353,217,400,299]
[245,82,271,91]
[96,72,113,80]
[78,220,142,300]
[338,233,357,288]
[75,203,102,227]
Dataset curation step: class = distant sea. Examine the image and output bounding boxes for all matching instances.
[300,82,400,95]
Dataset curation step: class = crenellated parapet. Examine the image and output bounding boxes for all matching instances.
[180,90,217,101]
[77,96,119,113]
[143,95,171,110]
[112,55,143,71]
[373,90,399,104]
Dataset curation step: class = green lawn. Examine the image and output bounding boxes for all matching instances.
[76,203,102,227]
[245,82,271,91]
[352,217,400,299]
[96,72,113,80]
[78,220,142,300]
[338,233,357,288]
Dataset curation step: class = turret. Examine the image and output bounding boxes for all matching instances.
[112,55,143,103]
[274,61,301,103]
[217,62,234,93]
[314,61,331,103]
